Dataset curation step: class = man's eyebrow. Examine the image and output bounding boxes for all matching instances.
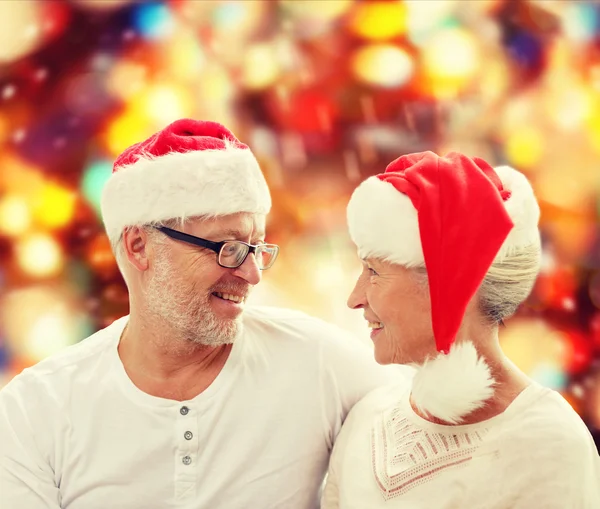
[221,229,266,242]
[221,228,246,239]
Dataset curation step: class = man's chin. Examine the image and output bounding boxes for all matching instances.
[190,318,242,347]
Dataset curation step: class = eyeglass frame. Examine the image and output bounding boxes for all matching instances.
[154,226,279,270]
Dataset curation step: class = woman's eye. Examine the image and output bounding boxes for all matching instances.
[368,267,378,276]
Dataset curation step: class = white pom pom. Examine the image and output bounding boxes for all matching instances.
[411,341,495,424]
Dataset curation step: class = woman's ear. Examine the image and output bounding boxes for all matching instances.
[122,227,150,272]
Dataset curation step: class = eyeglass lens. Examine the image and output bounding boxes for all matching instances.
[218,242,277,269]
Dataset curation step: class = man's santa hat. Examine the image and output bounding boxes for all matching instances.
[101,118,271,243]
[347,151,540,423]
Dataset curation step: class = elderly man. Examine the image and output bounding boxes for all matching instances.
[0,119,403,509]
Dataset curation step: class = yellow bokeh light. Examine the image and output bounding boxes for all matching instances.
[352,44,414,88]
[479,59,510,103]
[421,28,479,97]
[106,82,194,156]
[348,1,407,41]
[33,182,77,230]
[545,82,595,130]
[589,122,600,155]
[16,233,64,278]
[163,33,206,83]
[105,109,154,156]
[196,64,236,116]
[281,0,353,22]
[423,29,479,79]
[536,170,593,212]
[504,126,544,169]
[0,154,44,194]
[135,84,194,127]
[585,99,600,154]
[0,0,44,64]
[2,286,88,361]
[242,43,281,90]
[500,318,568,375]
[0,194,31,237]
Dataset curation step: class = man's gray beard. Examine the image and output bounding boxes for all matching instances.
[145,257,242,347]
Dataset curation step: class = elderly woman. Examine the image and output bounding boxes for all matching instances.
[322,151,600,508]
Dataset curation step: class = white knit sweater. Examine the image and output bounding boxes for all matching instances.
[323,381,600,508]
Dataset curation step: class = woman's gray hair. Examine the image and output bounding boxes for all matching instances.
[477,244,541,323]
[411,243,541,324]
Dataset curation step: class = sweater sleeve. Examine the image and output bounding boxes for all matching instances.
[0,374,62,509]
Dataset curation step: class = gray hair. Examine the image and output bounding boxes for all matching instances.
[410,243,541,324]
[111,216,190,279]
[478,244,541,323]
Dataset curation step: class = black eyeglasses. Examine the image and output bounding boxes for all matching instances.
[155,226,279,270]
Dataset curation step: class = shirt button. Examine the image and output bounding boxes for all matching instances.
[182,456,192,466]
[184,431,193,440]
[180,406,189,416]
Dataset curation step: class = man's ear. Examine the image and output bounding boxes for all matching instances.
[122,226,151,272]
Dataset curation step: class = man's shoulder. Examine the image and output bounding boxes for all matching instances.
[242,306,413,379]
[333,383,404,441]
[1,316,127,398]
[243,305,337,327]
[243,305,359,345]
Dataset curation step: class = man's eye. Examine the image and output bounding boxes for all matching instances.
[368,267,378,276]
[223,244,239,255]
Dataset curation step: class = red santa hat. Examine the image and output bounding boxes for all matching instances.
[101,119,271,243]
[347,151,541,423]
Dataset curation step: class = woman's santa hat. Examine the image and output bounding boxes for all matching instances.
[101,118,271,244]
[347,151,540,423]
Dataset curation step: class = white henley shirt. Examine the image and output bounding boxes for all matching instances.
[0,306,407,509]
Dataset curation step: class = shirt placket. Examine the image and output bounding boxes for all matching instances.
[174,403,199,502]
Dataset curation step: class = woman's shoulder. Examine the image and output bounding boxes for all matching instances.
[489,384,600,505]
[345,383,407,425]
[331,383,405,465]
[499,383,596,457]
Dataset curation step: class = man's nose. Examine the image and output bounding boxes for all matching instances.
[232,252,261,286]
